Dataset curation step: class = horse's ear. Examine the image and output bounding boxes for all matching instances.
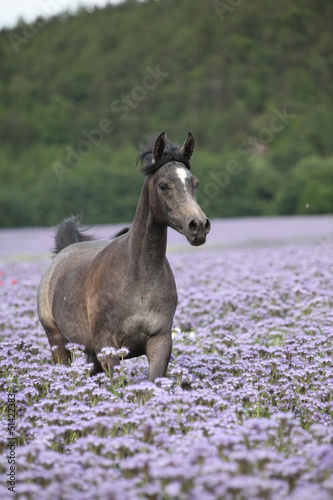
[153,131,166,162]
[180,132,194,160]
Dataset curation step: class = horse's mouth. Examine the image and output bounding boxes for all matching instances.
[188,236,207,246]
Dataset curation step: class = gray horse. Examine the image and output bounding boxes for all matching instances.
[37,132,210,380]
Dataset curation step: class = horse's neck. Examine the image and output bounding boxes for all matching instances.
[128,180,167,274]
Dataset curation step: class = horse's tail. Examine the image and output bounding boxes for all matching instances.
[53,216,94,254]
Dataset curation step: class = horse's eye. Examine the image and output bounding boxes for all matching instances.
[158,182,168,192]
[194,180,199,189]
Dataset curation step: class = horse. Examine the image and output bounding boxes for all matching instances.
[37,132,210,381]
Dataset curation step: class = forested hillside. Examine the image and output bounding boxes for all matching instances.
[0,0,332,226]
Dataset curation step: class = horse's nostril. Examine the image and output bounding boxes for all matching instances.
[189,220,199,234]
[205,219,211,232]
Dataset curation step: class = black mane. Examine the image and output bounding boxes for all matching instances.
[136,135,191,176]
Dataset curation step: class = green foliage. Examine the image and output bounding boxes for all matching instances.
[0,0,332,226]
[275,156,333,215]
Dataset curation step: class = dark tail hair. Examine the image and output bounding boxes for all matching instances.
[53,216,94,254]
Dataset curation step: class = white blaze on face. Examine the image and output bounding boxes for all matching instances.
[176,167,189,189]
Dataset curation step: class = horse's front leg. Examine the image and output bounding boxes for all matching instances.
[92,325,120,378]
[146,333,172,381]
[86,353,104,376]
[98,354,120,378]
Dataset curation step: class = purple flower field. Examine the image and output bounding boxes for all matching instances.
[1,234,333,498]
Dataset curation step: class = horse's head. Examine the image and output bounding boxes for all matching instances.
[140,132,210,246]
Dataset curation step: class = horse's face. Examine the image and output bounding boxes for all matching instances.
[149,162,211,246]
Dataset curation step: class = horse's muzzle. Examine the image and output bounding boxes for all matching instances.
[187,217,211,246]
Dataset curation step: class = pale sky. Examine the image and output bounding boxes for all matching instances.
[0,0,124,30]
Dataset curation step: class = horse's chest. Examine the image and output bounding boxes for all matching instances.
[109,281,177,340]
[123,289,176,334]
[122,310,166,338]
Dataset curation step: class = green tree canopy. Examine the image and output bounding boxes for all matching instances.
[0,0,332,226]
